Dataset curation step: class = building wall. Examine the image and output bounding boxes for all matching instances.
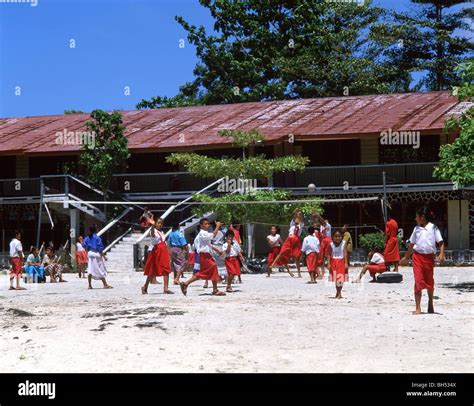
[360,138,379,164]
[15,156,29,178]
[447,200,470,250]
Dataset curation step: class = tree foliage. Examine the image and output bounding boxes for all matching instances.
[79,110,130,193]
[191,189,323,225]
[433,61,474,188]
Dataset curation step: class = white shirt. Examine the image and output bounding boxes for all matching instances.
[9,238,23,258]
[289,220,304,237]
[301,235,320,255]
[371,252,384,264]
[195,229,214,254]
[409,222,443,254]
[212,230,225,246]
[222,241,241,258]
[330,240,345,259]
[267,234,281,247]
[76,242,85,252]
[320,222,332,238]
[150,229,166,247]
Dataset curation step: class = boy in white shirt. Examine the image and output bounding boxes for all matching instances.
[9,231,25,290]
[400,207,444,315]
[180,218,226,296]
[301,226,320,283]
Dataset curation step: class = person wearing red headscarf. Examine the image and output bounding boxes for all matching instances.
[384,215,400,272]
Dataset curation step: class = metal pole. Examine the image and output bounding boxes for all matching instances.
[382,171,388,224]
[36,178,44,247]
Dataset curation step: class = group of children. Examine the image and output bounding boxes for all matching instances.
[8,205,445,314]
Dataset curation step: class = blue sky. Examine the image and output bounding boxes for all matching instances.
[0,0,470,118]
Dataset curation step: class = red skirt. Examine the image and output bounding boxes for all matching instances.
[320,237,332,258]
[267,246,281,267]
[75,251,88,265]
[144,242,171,277]
[306,252,319,273]
[413,252,435,293]
[367,263,386,278]
[225,256,241,276]
[195,252,220,281]
[384,237,400,262]
[10,257,22,276]
[188,252,195,266]
[274,235,301,266]
[329,258,346,283]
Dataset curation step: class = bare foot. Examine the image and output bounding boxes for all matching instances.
[88,286,93,290]
[141,286,147,294]
[104,285,113,289]
[412,309,422,315]
[180,283,187,296]
[163,290,174,294]
[427,303,435,314]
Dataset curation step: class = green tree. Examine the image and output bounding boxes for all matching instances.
[434,61,474,187]
[137,0,416,108]
[79,110,130,218]
[64,110,85,114]
[166,129,308,180]
[387,0,473,91]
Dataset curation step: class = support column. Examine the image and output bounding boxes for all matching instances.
[70,208,79,258]
[447,200,469,250]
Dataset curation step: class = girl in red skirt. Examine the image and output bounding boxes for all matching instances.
[266,225,282,277]
[353,248,386,283]
[327,230,348,299]
[180,218,226,296]
[312,212,332,277]
[301,226,320,283]
[141,218,173,294]
[400,207,444,315]
[270,209,304,277]
[75,236,88,278]
[222,231,245,293]
[384,214,400,272]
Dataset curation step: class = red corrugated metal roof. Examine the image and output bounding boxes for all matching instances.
[0,91,461,156]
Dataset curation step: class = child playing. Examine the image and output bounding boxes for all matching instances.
[222,230,245,293]
[139,207,154,229]
[327,229,348,299]
[42,247,67,283]
[301,226,320,284]
[9,231,25,290]
[270,209,304,277]
[168,223,188,285]
[400,206,444,315]
[142,218,173,294]
[353,248,385,283]
[82,225,112,289]
[180,218,225,296]
[266,225,282,277]
[75,236,88,278]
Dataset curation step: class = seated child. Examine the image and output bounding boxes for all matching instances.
[24,246,45,283]
[353,248,386,283]
[42,247,66,283]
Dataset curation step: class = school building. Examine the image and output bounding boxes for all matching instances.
[0,90,472,267]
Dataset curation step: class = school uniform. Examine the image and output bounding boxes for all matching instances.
[83,233,108,280]
[75,242,88,265]
[25,253,45,282]
[194,230,220,281]
[409,222,443,293]
[222,241,242,276]
[367,252,386,277]
[329,240,346,283]
[9,238,23,277]
[384,218,400,262]
[301,235,320,273]
[274,220,303,266]
[144,229,171,277]
[319,222,332,259]
[267,234,281,267]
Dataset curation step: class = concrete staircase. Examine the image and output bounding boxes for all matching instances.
[105,230,142,272]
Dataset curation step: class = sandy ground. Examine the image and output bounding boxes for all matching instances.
[0,265,473,373]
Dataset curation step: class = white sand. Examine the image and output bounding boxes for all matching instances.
[0,266,473,373]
